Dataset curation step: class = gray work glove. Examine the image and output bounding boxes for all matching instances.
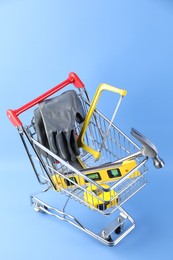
[35,90,85,163]
[34,107,50,159]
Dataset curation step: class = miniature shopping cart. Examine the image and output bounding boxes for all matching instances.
[7,72,164,246]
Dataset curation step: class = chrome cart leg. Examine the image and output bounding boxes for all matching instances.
[30,189,135,247]
[30,191,86,229]
[99,207,135,246]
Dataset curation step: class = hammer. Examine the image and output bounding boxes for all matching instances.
[131,128,165,169]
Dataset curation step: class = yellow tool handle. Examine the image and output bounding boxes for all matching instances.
[77,83,127,158]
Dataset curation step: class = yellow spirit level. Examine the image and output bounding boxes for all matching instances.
[52,159,140,191]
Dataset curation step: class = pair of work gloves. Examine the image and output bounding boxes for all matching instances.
[34,90,85,168]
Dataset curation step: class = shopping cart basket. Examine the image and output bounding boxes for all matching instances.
[7,72,164,246]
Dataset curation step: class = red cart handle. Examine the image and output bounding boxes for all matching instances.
[7,72,85,127]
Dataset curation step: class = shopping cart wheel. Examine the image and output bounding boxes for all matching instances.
[106,235,113,242]
[101,230,113,242]
[115,226,122,234]
[34,203,48,213]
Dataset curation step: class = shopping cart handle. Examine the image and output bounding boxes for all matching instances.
[131,128,165,169]
[7,72,84,127]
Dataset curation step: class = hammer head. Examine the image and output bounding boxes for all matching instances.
[131,128,165,169]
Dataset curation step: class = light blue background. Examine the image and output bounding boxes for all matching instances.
[0,1,172,259]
